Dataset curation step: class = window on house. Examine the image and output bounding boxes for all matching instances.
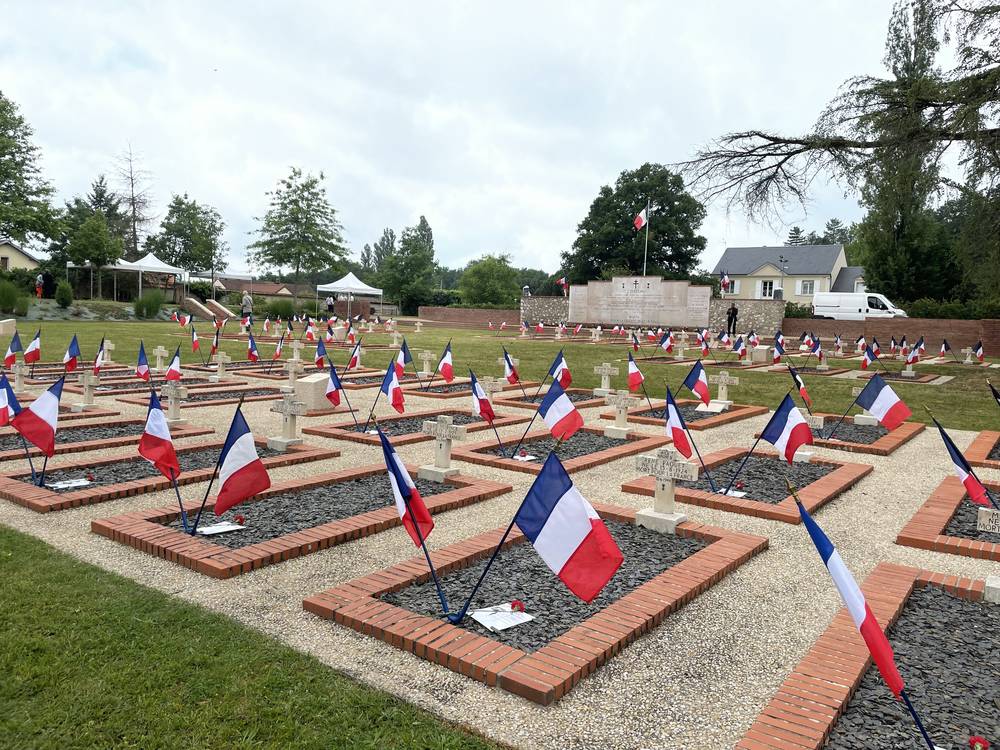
[0,257,8,271]
[760,280,774,298]
[800,280,815,295]
[727,279,740,294]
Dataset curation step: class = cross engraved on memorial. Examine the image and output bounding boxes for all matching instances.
[593,362,619,392]
[161,381,188,424]
[418,414,468,482]
[606,390,639,429]
[152,345,169,372]
[708,370,738,402]
[211,351,232,382]
[636,447,699,516]
[268,391,307,450]
[419,350,435,377]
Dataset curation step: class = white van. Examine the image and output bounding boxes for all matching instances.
[812,292,907,321]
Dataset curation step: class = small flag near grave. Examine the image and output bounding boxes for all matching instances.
[538,379,583,441]
[214,406,271,515]
[856,374,911,431]
[165,347,183,381]
[136,341,150,381]
[23,330,40,364]
[11,376,63,457]
[760,393,812,464]
[380,359,405,414]
[683,361,711,406]
[378,428,434,546]
[0,372,20,426]
[62,335,81,372]
[138,390,180,479]
[4,331,22,366]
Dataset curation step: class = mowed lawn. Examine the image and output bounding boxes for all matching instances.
[4,318,999,430]
[0,526,503,750]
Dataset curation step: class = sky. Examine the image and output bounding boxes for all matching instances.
[1,1,894,277]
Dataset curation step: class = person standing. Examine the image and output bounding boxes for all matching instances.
[241,291,253,325]
[325,295,335,314]
[726,302,738,336]
[35,273,43,299]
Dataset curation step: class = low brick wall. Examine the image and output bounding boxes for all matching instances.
[418,306,519,326]
[784,317,1000,352]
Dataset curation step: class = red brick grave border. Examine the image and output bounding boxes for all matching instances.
[303,503,768,705]
[492,387,610,411]
[755,415,925,457]
[964,430,1000,470]
[736,563,987,750]
[302,407,531,447]
[91,466,512,579]
[766,364,851,376]
[0,419,213,462]
[895,476,1000,562]
[116,385,285,409]
[401,378,533,400]
[0,438,331,513]
[453,425,671,475]
[63,378,237,397]
[621,447,872,524]
[598,397,769,430]
[857,370,940,384]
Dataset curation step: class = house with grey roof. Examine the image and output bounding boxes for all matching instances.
[711,244,865,304]
[0,238,40,271]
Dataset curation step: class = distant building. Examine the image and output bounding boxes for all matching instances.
[712,244,865,303]
[0,239,40,271]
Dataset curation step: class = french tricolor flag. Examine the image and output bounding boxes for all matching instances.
[627,353,644,392]
[314,338,328,369]
[346,342,361,371]
[11,376,64,457]
[788,364,811,409]
[165,347,182,381]
[304,320,317,342]
[940,339,950,356]
[138,390,180,479]
[773,340,785,364]
[774,330,785,348]
[698,331,710,357]
[325,325,335,343]
[437,342,454,382]
[62,334,81,372]
[760,393,813,463]
[905,344,919,365]
[190,326,200,352]
[658,330,673,353]
[469,369,495,423]
[178,313,192,327]
[0,372,21,426]
[861,345,877,370]
[263,316,271,334]
[378,428,434,546]
[380,360,405,414]
[871,337,881,357]
[683,361,711,406]
[93,337,106,374]
[502,349,519,384]
[856,374,911,431]
[535,321,544,334]
[974,340,985,362]
[797,499,904,699]
[732,336,747,360]
[718,331,731,346]
[548,350,572,388]
[273,334,285,360]
[211,328,220,355]
[23,330,41,364]
[247,332,260,362]
[934,418,992,507]
[514,453,623,602]
[4,331,22,367]
[631,332,641,352]
[325,367,344,407]
[136,341,150,381]
[538,380,584,441]
[214,407,271,515]
[665,386,691,458]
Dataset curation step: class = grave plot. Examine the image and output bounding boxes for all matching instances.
[24,402,120,423]
[800,413,924,455]
[63,377,226,397]
[402,379,533,400]
[235,364,324,381]
[963,430,1000,470]
[766,364,850,376]
[338,372,422,390]
[857,370,940,384]
[303,504,768,706]
[117,386,285,409]
[452,426,670,475]
[91,466,511,579]
[598,398,768,430]
[629,354,699,365]
[25,366,131,384]
[622,447,872,523]
[0,418,212,461]
[896,476,1000,561]
[186,359,287,373]
[737,563,997,750]
[696,358,771,370]
[302,407,530,446]
[0,439,330,512]
[492,387,608,411]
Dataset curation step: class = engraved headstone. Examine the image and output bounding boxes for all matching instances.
[414,322,423,334]
[209,351,232,383]
[962,346,975,365]
[635,447,698,534]
[418,414,469,482]
[288,339,305,362]
[268,391,307,451]
[152,346,169,372]
[977,507,1000,534]
[604,390,638,439]
[102,340,116,366]
[161,381,188,426]
[418,350,435,379]
[391,330,402,348]
[72,371,100,412]
[708,370,738,409]
[11,362,28,394]
[593,362,619,397]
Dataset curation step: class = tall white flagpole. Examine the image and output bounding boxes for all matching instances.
[642,198,650,276]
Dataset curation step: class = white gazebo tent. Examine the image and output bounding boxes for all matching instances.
[66,252,190,300]
[315,272,383,319]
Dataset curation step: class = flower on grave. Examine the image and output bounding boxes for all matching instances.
[85,471,95,482]
[234,514,245,525]
[969,737,990,750]
[519,448,527,458]
[735,480,745,491]
[510,599,525,612]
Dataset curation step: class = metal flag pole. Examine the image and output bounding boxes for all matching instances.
[394,460,449,615]
[642,197,650,277]
[37,455,50,487]
[823,387,863,441]
[328,356,359,430]
[19,435,37,486]
[422,338,451,392]
[362,362,393,433]
[926,407,999,510]
[502,347,529,399]
[190,393,248,535]
[638,379,655,413]
[471,369,505,452]
[720,390,793,495]
[686,425,717,493]
[899,690,936,750]
[169,468,189,532]
[507,407,542,459]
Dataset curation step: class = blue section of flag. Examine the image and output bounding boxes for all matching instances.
[548,349,565,377]
[328,366,343,389]
[761,393,797,444]
[855,374,886,411]
[378,427,412,500]
[137,341,148,368]
[797,500,835,564]
[9,332,22,352]
[1,372,21,414]
[514,452,572,543]
[66,335,81,358]
[538,378,568,419]
[379,359,395,396]
[934,418,973,473]
[683,361,705,391]
[666,386,687,430]
[220,407,252,459]
[400,339,413,365]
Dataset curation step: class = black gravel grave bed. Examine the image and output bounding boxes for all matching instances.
[477,433,628,462]
[164,474,449,548]
[414,382,473,394]
[33,447,283,492]
[824,586,999,748]
[201,361,272,370]
[792,366,833,373]
[812,419,888,445]
[345,375,417,385]
[942,500,1000,543]
[359,413,483,436]
[987,441,1000,461]
[383,521,706,652]
[866,371,919,381]
[178,388,280,403]
[635,404,715,423]
[0,423,144,452]
[96,377,213,392]
[515,391,597,405]
[678,455,834,503]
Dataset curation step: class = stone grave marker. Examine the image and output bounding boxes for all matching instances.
[851,386,879,426]
[209,351,232,383]
[11,362,28,394]
[268,392,307,451]
[288,339,305,362]
[604,390,638,439]
[901,362,916,378]
[962,346,975,365]
[674,331,688,360]
[161,381,188,426]
[419,350,435,379]
[977,507,1000,534]
[986,574,1000,604]
[497,354,518,380]
[0,319,15,336]
[414,321,423,334]
[708,370,738,411]
[590,327,602,342]
[283,359,305,393]
[296,371,332,412]
[152,346,169,372]
[102,340,116,366]
[479,376,503,399]
[635,447,698,534]
[365,321,375,333]
[418,415,468,482]
[391,330,402,348]
[593,362,619,397]
[72,371,101,412]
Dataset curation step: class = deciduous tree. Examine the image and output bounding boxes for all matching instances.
[144,194,228,274]
[458,254,520,306]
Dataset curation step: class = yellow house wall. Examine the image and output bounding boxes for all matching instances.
[0,243,38,271]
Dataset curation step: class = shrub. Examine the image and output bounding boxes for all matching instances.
[905,298,974,319]
[784,301,812,318]
[265,299,296,320]
[134,290,165,319]
[0,281,21,314]
[188,281,214,302]
[973,298,1000,319]
[55,280,73,309]
[13,296,29,317]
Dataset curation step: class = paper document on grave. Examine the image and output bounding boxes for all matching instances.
[512,453,538,462]
[470,603,534,632]
[196,521,246,536]
[46,478,93,490]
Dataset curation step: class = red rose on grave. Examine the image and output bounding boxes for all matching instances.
[735,480,745,491]
[519,449,527,458]
[85,472,95,482]
[510,600,525,612]
[969,737,989,750]
[234,514,245,525]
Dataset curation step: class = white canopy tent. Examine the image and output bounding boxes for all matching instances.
[67,252,190,300]
[315,272,383,318]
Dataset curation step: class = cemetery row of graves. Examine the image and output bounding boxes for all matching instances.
[1,313,997,749]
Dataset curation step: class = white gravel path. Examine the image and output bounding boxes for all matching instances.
[1,375,997,750]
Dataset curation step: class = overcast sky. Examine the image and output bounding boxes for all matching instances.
[2,1,893,276]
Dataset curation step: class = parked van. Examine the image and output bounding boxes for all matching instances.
[812,292,907,321]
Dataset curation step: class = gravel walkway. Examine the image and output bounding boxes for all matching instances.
[678,455,834,502]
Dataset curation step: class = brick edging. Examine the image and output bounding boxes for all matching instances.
[0,419,214,462]
[895,476,1000,561]
[303,506,768,705]
[598,398,769,430]
[302,408,530,446]
[755,416,926,456]
[965,430,1000,470]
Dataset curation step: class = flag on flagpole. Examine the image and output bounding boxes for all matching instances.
[138,390,180,479]
[871,337,881,357]
[861,345,877,370]
[325,367,344,407]
[23,330,40,364]
[324,324,335,343]
[190,326,200,352]
[974,340,985,361]
[4,331,22,367]
[11,376,64,456]
[502,348,519,384]
[514,453,623,602]
[210,327,221,356]
[165,347,182,381]
[469,370,494,422]
[933,417,990,506]
[437,343,454,382]
[788,364,811,409]
[683,361,711,405]
[93,337,105,375]
[773,340,785,364]
[989,380,1000,408]
[380,360,405,413]
[304,319,317,342]
[627,353,644,392]
[0,372,21,426]
[761,393,813,463]
[263,316,271,334]
[665,386,692,458]
[62,335,81,372]
[856,374,911,430]
[733,336,747,360]
[346,341,362,371]
[214,407,271,515]
[658,330,674,353]
[940,339,950,356]
[548,350,572,388]
[378,428,434,546]
[247,332,260,362]
[272,333,285,361]
[633,207,648,230]
[631,331,641,352]
[314,338,328,369]
[538,380,584,440]
[136,341,150,381]
[775,330,785,348]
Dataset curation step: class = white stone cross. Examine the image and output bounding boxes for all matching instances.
[288,339,305,362]
[604,389,639,439]
[479,376,503,398]
[419,350,436,378]
[674,331,688,360]
[962,346,975,364]
[268,391,307,451]
[391,330,402,348]
[11,362,28,393]
[414,321,424,333]
[590,327,602,342]
[709,370,739,402]
[152,346,169,372]
[161,381,188,425]
[593,362,620,395]
[210,351,233,382]
[72,371,100,412]
[283,358,305,393]
[102,339,116,365]
[635,447,699,534]
[418,414,469,482]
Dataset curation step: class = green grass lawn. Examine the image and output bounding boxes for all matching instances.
[2,318,997,430]
[0,526,502,750]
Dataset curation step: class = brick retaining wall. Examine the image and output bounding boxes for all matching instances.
[418,306,519,326]
[784,317,1000,352]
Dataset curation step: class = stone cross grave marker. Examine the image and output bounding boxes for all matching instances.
[708,370,738,409]
[635,447,699,534]
[391,330,402,348]
[593,362,619,397]
[418,414,469,482]
[161,381,188,425]
[268,391,307,451]
[210,351,232,382]
[152,346,169,372]
[901,361,916,378]
[589,327,602,342]
[479,376,503,398]
[418,350,435,379]
[962,346,974,364]
[850,385,879,426]
[414,321,423,334]
[72,371,100,412]
[977,507,1000,534]
[102,339,116,365]
[674,331,688,360]
[11,362,28,393]
[288,339,305,362]
[283,358,305,393]
[604,389,639,439]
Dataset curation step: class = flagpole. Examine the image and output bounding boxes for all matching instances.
[502,348,528,398]
[899,690,936,750]
[169,468,190,532]
[190,393,248,535]
[721,390,793,495]
[507,408,541,459]
[638,380,655,413]
[396,477,450,615]
[927,408,1000,510]
[37,454,49,487]
[328,357,360,429]
[642,197,650,277]
[19,436,37,485]
[422,338,451,392]
[823,389,863,441]
[685,425,717,493]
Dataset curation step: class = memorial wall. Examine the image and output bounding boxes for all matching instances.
[567,276,711,328]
